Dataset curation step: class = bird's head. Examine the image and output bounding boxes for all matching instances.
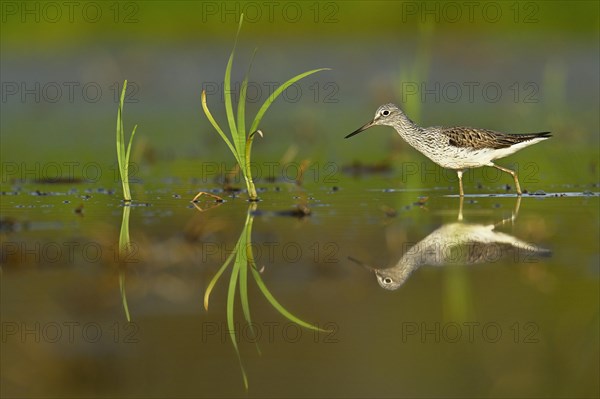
[345,103,402,138]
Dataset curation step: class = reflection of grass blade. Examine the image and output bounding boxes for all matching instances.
[204,246,237,311]
[250,267,330,332]
[119,271,131,322]
[249,68,331,134]
[239,209,261,355]
[227,253,248,390]
[119,205,132,322]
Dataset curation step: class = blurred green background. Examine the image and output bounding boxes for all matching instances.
[1,0,598,190]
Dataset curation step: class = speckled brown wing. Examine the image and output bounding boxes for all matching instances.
[441,127,551,150]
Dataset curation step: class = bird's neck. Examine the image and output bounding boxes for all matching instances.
[392,112,423,144]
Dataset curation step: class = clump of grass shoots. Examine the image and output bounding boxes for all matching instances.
[200,14,329,201]
[116,80,138,202]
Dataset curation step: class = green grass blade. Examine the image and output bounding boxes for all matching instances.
[237,48,257,147]
[201,90,243,168]
[224,15,244,164]
[250,267,330,332]
[125,125,137,168]
[245,130,263,176]
[116,108,123,177]
[117,80,127,170]
[249,68,330,133]
[116,80,134,201]
[122,124,137,200]
[228,254,248,390]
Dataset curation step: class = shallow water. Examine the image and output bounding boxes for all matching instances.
[2,1,599,396]
[1,176,598,397]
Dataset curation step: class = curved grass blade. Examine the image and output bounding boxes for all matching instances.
[250,267,330,333]
[116,81,131,200]
[245,129,263,172]
[249,68,331,134]
[201,90,243,168]
[237,48,257,147]
[123,124,137,200]
[224,14,244,163]
[227,255,249,390]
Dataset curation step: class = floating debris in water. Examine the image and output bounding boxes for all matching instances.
[342,160,392,176]
[172,194,181,199]
[380,205,397,217]
[0,218,20,233]
[33,177,84,184]
[414,196,428,206]
[531,190,547,196]
[253,205,311,218]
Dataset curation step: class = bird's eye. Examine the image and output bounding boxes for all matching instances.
[381,110,390,116]
[383,277,393,284]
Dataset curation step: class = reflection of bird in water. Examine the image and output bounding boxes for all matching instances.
[351,198,552,290]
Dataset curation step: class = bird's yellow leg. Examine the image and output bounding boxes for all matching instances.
[492,164,522,195]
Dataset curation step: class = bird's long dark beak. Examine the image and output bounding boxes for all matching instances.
[347,256,377,272]
[345,120,374,139]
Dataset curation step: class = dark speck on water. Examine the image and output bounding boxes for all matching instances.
[531,190,547,196]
